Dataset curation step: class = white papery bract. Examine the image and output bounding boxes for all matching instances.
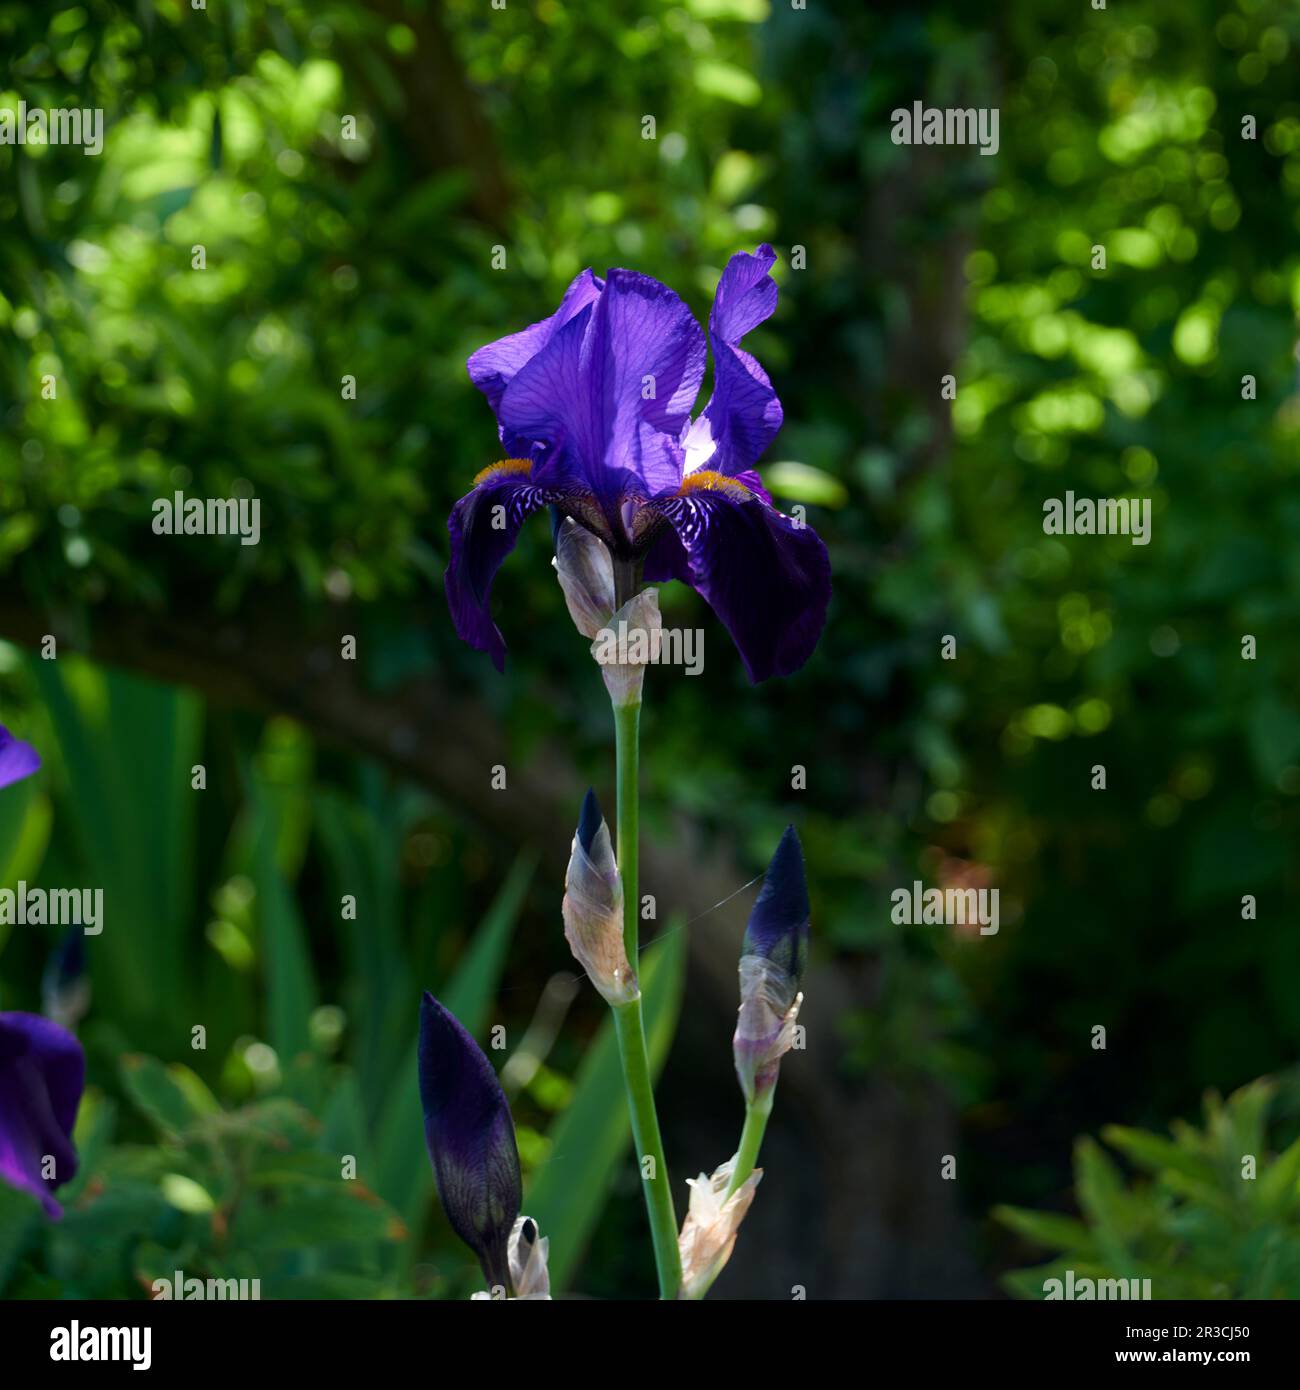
[470,1215,552,1301]
[676,1158,761,1300]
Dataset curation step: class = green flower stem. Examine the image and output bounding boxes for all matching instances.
[611,695,681,1299]
[612,997,681,1298]
[726,1087,775,1198]
[614,698,641,962]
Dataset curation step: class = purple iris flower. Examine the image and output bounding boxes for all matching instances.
[0,1012,85,1218]
[0,725,40,788]
[418,992,521,1291]
[446,245,831,682]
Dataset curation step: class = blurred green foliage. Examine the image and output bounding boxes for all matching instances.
[997,1075,1300,1298]
[0,657,683,1297]
[0,1051,408,1299]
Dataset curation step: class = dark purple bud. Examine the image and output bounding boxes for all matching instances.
[0,1012,85,1218]
[418,992,521,1291]
[734,828,810,1104]
[741,826,809,990]
[576,787,602,856]
[0,725,40,790]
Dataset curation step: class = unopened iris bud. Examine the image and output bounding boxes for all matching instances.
[563,789,638,1006]
[418,992,522,1292]
[676,1158,762,1300]
[733,826,810,1105]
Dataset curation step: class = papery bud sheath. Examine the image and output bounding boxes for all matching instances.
[563,790,638,1006]
[677,1158,761,1299]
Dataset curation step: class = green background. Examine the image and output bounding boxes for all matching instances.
[2,0,1299,1299]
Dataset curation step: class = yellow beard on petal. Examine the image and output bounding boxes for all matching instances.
[676,470,751,500]
[474,459,533,485]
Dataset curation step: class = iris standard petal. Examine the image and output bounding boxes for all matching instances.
[0,1012,85,1218]
[498,269,706,511]
[0,726,40,789]
[468,269,604,451]
[644,474,831,682]
[418,992,522,1290]
[444,462,556,672]
[689,245,783,479]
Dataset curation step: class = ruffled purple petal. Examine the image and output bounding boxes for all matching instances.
[645,477,830,682]
[498,269,706,514]
[468,270,604,455]
[0,1013,85,1218]
[688,245,783,479]
[418,993,521,1290]
[0,726,40,790]
[444,465,556,672]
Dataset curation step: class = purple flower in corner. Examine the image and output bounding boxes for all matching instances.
[418,992,522,1291]
[446,245,831,682]
[0,1012,85,1217]
[0,725,40,789]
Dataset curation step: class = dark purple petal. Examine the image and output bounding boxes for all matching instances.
[689,245,783,478]
[418,992,521,1290]
[468,270,604,455]
[644,477,831,682]
[444,463,556,672]
[498,269,706,511]
[743,826,810,988]
[0,1012,85,1218]
[0,726,40,789]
